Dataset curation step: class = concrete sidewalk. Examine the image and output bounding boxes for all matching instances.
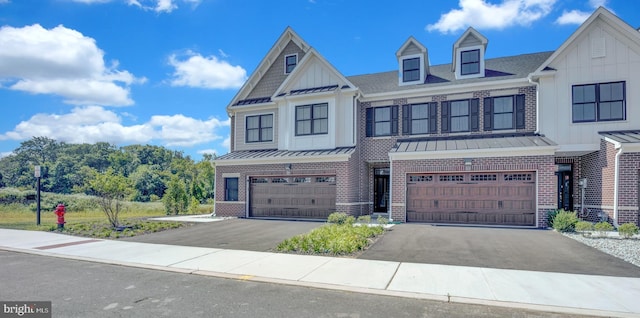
[1,228,639,318]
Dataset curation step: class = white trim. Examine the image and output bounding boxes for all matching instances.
[336,202,370,206]
[222,173,240,178]
[391,203,405,207]
[455,45,485,80]
[361,78,531,101]
[555,143,600,153]
[398,54,425,86]
[215,153,353,166]
[389,146,557,161]
[215,201,246,204]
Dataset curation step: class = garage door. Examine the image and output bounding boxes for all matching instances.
[406,172,536,226]
[249,175,336,219]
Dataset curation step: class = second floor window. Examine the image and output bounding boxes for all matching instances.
[461,49,480,75]
[403,102,437,135]
[296,103,328,136]
[402,57,420,82]
[366,105,398,137]
[246,114,273,143]
[483,95,526,131]
[572,81,625,122]
[441,99,479,133]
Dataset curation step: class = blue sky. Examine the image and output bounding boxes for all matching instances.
[0,0,638,160]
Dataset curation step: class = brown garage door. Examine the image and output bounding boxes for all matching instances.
[406,172,536,226]
[249,175,336,219]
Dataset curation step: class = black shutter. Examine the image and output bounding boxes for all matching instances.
[391,105,399,135]
[402,105,410,135]
[429,102,438,134]
[515,94,526,129]
[470,98,479,132]
[366,108,373,137]
[483,97,493,131]
[441,101,450,133]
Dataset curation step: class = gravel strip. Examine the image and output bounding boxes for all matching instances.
[562,232,640,268]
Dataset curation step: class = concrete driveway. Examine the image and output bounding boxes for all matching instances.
[122,218,322,252]
[358,223,640,277]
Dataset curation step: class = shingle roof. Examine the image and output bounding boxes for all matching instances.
[216,147,356,161]
[600,130,640,143]
[347,51,553,95]
[391,133,556,153]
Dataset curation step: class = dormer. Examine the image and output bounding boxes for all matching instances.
[452,27,488,80]
[396,36,429,86]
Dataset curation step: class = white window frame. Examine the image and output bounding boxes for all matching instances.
[398,53,424,86]
[455,45,484,80]
[284,53,298,74]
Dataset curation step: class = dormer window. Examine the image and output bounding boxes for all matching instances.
[285,54,297,74]
[460,49,480,75]
[396,37,428,86]
[402,58,421,82]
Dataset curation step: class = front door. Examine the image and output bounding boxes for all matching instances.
[556,168,573,211]
[374,168,390,213]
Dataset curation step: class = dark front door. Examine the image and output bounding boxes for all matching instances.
[557,170,573,211]
[374,168,390,213]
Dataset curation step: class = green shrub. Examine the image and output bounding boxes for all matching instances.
[357,215,371,224]
[575,221,593,232]
[276,223,384,255]
[594,221,614,237]
[546,209,560,228]
[552,210,578,232]
[327,212,354,225]
[618,223,639,239]
[377,215,389,225]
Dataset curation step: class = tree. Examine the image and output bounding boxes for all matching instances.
[88,169,132,228]
[162,176,189,215]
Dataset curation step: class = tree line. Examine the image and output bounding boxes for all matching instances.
[0,137,216,214]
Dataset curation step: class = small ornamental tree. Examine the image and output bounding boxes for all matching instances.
[163,176,189,215]
[89,169,132,228]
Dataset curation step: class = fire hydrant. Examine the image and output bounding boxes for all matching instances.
[54,204,66,231]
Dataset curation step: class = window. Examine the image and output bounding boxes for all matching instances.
[442,99,479,133]
[402,57,420,82]
[246,114,273,143]
[285,54,297,74]
[224,178,238,201]
[295,103,328,136]
[366,106,399,137]
[572,82,625,122]
[451,100,470,132]
[403,103,437,135]
[484,95,525,131]
[461,49,480,75]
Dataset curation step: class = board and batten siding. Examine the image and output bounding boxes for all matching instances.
[538,20,640,151]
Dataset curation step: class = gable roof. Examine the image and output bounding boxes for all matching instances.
[273,48,357,100]
[452,27,488,72]
[348,51,551,96]
[533,6,640,75]
[227,27,310,110]
[396,36,427,57]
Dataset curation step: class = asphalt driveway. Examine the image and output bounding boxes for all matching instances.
[358,223,640,277]
[122,218,323,252]
[124,218,640,277]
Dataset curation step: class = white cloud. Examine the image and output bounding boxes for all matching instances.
[71,0,112,3]
[0,0,10,4]
[168,51,247,89]
[149,115,229,147]
[427,0,557,33]
[222,135,230,151]
[555,0,611,25]
[127,0,201,13]
[0,107,230,149]
[0,24,144,106]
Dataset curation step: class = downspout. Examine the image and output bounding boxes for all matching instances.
[389,162,393,222]
[613,146,622,227]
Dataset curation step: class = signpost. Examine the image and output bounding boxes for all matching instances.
[35,166,41,226]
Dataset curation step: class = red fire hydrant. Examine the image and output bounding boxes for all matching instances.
[54,204,66,231]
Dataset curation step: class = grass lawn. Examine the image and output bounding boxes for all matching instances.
[0,202,214,238]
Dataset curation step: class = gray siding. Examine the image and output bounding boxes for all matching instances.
[247,41,306,99]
